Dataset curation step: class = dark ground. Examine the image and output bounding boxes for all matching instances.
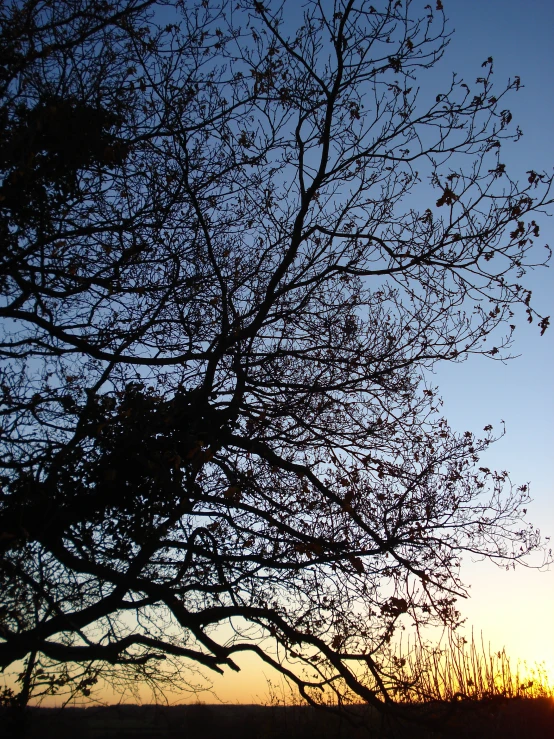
[1,698,553,739]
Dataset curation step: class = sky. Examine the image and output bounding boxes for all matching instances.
[118,0,554,705]
[14,0,553,707]
[421,0,554,688]
[202,0,554,704]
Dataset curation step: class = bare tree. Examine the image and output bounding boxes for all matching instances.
[0,0,552,711]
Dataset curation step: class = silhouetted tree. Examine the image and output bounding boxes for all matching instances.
[0,0,552,710]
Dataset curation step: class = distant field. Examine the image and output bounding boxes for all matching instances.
[2,699,554,739]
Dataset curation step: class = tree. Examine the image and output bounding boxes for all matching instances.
[0,0,552,711]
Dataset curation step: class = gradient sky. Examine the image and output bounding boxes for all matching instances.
[422,0,554,689]
[202,0,554,704]
[129,0,554,705]
[20,0,554,706]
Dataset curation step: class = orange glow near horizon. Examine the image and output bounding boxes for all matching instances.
[15,614,553,708]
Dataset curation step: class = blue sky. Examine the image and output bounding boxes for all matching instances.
[190,0,554,702]
[20,0,553,706]
[108,0,554,703]
[418,0,554,680]
[146,0,554,702]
